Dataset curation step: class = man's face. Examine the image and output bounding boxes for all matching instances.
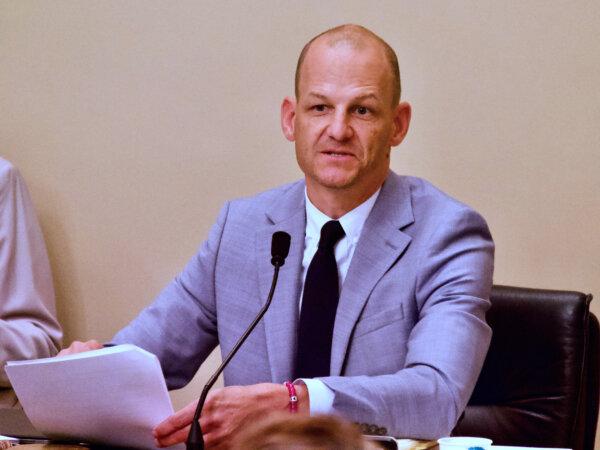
[282,39,410,202]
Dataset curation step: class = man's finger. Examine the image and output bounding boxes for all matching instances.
[202,430,228,450]
[155,423,191,448]
[57,340,103,356]
[153,399,198,438]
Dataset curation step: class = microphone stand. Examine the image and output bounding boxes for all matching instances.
[186,257,285,450]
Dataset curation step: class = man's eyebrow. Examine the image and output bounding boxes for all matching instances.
[353,93,380,102]
[305,92,329,101]
[304,92,381,102]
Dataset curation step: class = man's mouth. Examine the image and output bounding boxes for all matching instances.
[322,150,353,157]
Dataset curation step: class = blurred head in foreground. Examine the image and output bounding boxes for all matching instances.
[232,413,380,449]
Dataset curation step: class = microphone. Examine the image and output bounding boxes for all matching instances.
[271,231,291,266]
[186,231,291,450]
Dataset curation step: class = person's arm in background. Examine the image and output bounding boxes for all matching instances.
[0,158,62,391]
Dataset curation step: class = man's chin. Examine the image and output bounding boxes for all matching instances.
[310,173,357,191]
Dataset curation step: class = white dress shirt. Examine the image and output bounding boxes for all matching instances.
[297,187,381,414]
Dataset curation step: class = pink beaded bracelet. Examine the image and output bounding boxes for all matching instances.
[284,380,298,413]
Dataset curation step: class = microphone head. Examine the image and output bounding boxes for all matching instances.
[271,231,291,267]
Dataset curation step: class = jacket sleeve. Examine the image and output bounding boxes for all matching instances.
[0,161,62,387]
[319,207,494,439]
[112,202,231,389]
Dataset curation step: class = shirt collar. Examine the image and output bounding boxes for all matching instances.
[304,188,381,244]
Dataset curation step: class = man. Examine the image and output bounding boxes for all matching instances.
[62,24,494,448]
[0,157,63,407]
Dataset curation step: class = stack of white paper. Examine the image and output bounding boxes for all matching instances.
[6,344,183,449]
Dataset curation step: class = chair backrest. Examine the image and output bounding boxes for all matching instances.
[453,285,599,450]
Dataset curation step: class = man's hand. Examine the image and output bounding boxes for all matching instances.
[57,340,103,356]
[153,382,309,449]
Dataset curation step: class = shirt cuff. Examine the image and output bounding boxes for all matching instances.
[295,378,334,415]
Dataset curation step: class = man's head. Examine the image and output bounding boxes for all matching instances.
[281,24,411,217]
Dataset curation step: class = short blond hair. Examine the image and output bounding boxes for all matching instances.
[232,413,379,449]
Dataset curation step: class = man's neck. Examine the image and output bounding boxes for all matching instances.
[305,180,384,219]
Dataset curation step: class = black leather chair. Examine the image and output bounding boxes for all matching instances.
[454,285,599,450]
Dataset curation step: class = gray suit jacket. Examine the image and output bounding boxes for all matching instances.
[114,171,494,439]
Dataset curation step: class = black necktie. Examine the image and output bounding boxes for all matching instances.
[296,220,346,379]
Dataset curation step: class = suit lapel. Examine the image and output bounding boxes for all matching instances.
[256,182,306,382]
[330,173,415,375]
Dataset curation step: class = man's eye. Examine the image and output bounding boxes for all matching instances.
[355,106,369,115]
[313,104,327,112]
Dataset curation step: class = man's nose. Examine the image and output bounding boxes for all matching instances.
[327,110,354,141]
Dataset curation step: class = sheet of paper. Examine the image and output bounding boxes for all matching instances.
[6,344,183,449]
[396,438,438,450]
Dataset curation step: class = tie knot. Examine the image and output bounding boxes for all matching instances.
[318,220,345,251]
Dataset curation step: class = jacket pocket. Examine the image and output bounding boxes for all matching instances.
[353,305,405,338]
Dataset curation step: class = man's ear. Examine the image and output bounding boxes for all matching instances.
[281,96,296,142]
[390,101,411,147]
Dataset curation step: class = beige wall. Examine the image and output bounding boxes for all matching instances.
[1,0,599,444]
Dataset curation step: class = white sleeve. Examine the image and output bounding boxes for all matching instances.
[295,378,334,415]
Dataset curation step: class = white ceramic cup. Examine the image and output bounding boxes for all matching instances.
[438,436,493,450]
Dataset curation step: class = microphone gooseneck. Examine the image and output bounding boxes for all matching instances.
[186,231,291,450]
